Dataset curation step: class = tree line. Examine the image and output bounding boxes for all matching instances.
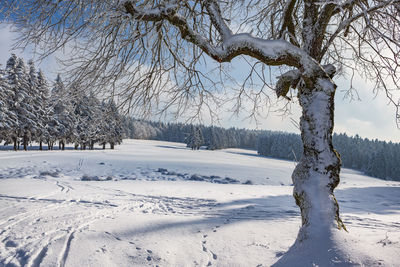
[0,54,123,151]
[121,118,400,181]
[257,133,400,181]
[121,118,260,150]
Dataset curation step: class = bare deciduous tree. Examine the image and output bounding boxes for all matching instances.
[3,0,400,263]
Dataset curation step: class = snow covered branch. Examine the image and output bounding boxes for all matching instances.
[122,1,312,69]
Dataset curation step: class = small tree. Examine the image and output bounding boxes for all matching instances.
[186,125,203,150]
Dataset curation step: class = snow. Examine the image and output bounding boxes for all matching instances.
[0,139,399,266]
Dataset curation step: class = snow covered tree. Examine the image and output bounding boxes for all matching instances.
[86,92,102,150]
[0,67,17,143]
[18,58,39,150]
[186,126,203,150]
[28,61,49,150]
[6,55,38,150]
[50,74,76,150]
[69,84,92,150]
[99,99,123,149]
[5,54,21,150]
[5,0,400,263]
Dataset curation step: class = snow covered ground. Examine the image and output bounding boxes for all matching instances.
[0,139,399,266]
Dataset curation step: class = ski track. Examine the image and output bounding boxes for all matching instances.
[58,231,74,267]
[0,176,286,266]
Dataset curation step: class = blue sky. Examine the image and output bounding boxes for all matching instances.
[1,23,399,142]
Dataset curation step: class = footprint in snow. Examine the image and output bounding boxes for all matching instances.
[5,240,18,248]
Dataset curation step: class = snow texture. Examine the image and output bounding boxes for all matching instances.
[0,139,399,266]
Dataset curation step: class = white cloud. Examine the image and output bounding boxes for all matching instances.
[0,23,63,81]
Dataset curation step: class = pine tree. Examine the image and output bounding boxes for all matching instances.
[0,67,17,143]
[186,125,203,150]
[50,74,76,150]
[17,58,39,150]
[5,54,21,150]
[28,62,48,149]
[86,92,102,150]
[99,99,123,149]
[6,55,37,150]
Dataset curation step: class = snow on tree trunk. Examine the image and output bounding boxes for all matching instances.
[292,77,346,242]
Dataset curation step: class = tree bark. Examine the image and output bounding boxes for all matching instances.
[110,142,114,149]
[23,135,27,151]
[13,138,17,151]
[292,77,346,242]
[39,141,43,151]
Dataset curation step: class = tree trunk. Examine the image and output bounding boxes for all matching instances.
[102,143,105,149]
[23,135,27,151]
[110,142,114,149]
[292,77,346,242]
[39,141,43,151]
[61,141,65,150]
[13,138,17,151]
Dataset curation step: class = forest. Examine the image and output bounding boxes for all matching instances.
[0,54,123,151]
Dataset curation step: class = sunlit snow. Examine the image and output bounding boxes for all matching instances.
[0,140,399,266]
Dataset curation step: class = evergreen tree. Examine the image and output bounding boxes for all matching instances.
[186,125,203,150]
[6,55,37,150]
[18,58,40,150]
[99,99,123,149]
[5,54,21,150]
[50,74,76,150]
[0,67,17,143]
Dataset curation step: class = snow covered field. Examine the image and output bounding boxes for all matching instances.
[0,139,399,266]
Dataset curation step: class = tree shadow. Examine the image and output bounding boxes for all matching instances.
[155,145,188,150]
[336,186,400,215]
[224,150,295,163]
[90,194,300,238]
